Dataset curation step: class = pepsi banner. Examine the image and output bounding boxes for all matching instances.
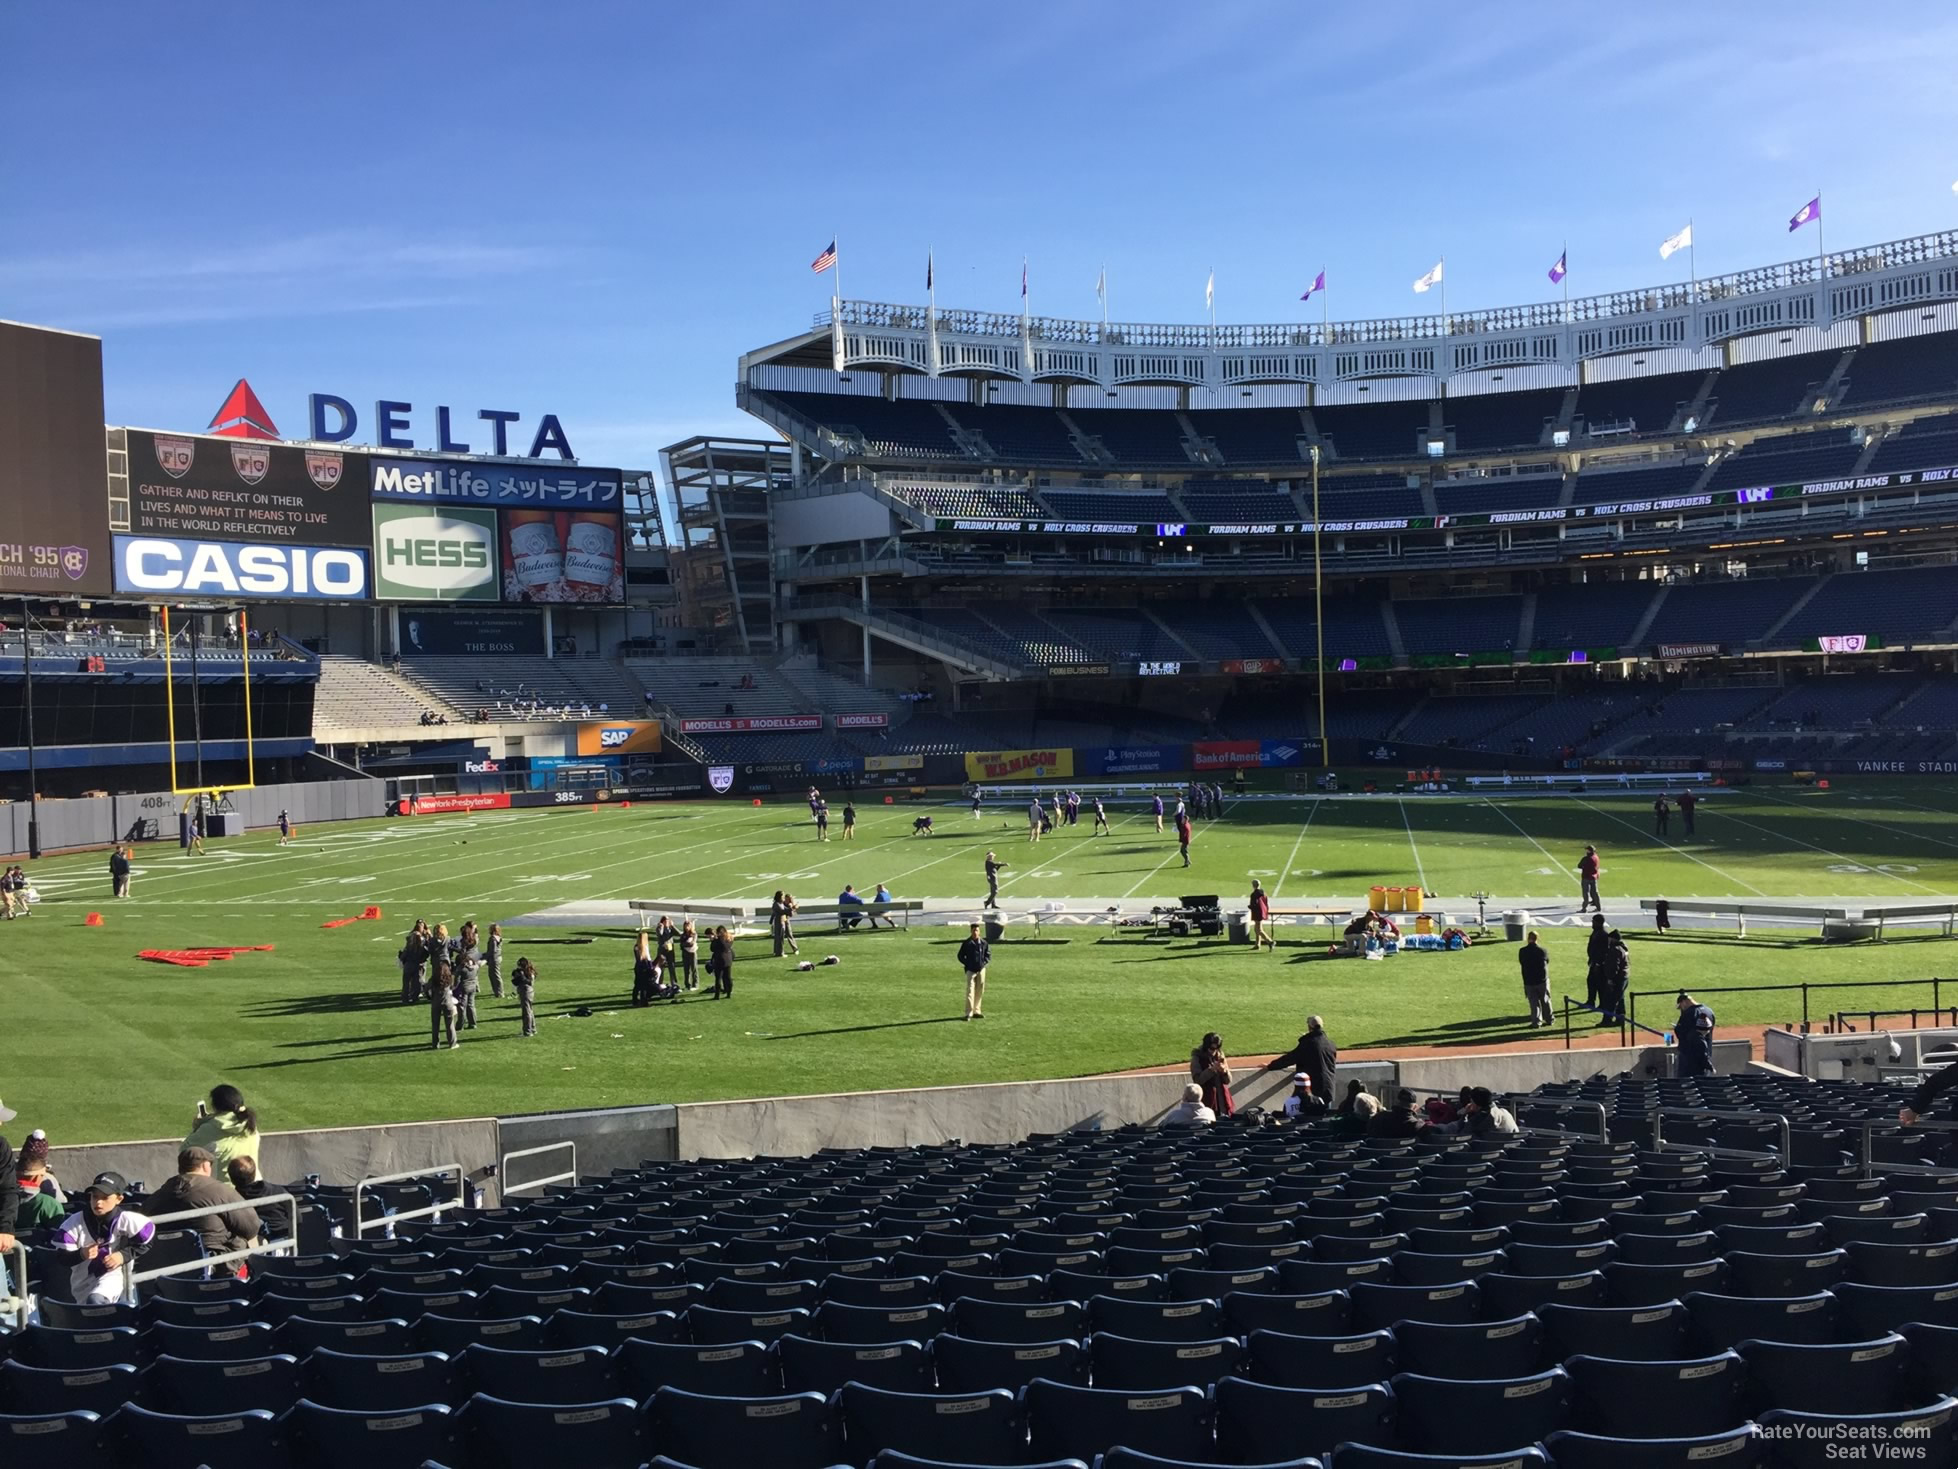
[122,429,371,548]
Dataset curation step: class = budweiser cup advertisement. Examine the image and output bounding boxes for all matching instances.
[500,509,623,603]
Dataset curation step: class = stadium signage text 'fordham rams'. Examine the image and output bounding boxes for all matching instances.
[309,395,575,460]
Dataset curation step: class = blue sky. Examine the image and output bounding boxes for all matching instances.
[4,1,1957,477]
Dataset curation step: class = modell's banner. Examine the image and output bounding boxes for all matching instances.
[964,748,1074,782]
[1656,643,1722,659]
[1192,740,1263,770]
[1222,658,1285,675]
[575,720,663,756]
[835,713,890,729]
[679,715,823,734]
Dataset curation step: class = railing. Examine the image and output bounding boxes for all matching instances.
[1650,1106,1790,1163]
[352,1165,467,1239]
[1629,978,1956,1038]
[499,1141,577,1200]
[1859,1117,1958,1179]
[1510,1098,1612,1145]
[1836,1007,1958,1034]
[2,1239,27,1329]
[123,1191,302,1300]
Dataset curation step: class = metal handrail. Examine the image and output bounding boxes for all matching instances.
[1859,1117,1958,1179]
[2,1240,27,1329]
[352,1165,466,1239]
[122,1191,301,1299]
[1515,1099,1611,1145]
[1651,1106,1790,1162]
[500,1142,577,1200]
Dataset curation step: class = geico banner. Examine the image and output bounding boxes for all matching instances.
[575,720,663,756]
[863,753,924,772]
[403,792,511,814]
[372,503,499,602]
[964,748,1074,782]
[370,457,622,508]
[679,715,823,734]
[113,535,370,600]
[1192,740,1262,770]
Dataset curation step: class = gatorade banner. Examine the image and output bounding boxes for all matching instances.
[1192,740,1262,770]
[964,748,1073,782]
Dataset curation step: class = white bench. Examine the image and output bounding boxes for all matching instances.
[795,899,926,930]
[1640,898,1847,938]
[627,899,751,929]
[1859,903,1958,942]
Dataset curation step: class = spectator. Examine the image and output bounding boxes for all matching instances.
[512,955,540,1036]
[1272,1015,1337,1103]
[1162,1083,1216,1127]
[1247,879,1276,953]
[837,884,866,930]
[1190,1032,1234,1118]
[957,921,990,1021]
[1283,1074,1327,1120]
[679,921,699,993]
[708,925,734,1000]
[54,1171,155,1304]
[1675,992,1716,1077]
[869,882,897,929]
[0,1103,16,1259]
[1585,914,1612,1021]
[1465,1087,1520,1137]
[1577,844,1601,912]
[149,1147,262,1262]
[183,1084,260,1171]
[1519,930,1552,1027]
[1368,1088,1425,1139]
[225,1156,291,1245]
[109,845,132,899]
[14,1132,64,1232]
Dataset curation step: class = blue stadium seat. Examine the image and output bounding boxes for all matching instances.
[614,1336,782,1398]
[934,1271,1044,1305]
[456,1393,647,1469]
[1392,1315,1544,1380]
[1544,1425,1766,1469]
[459,1342,620,1405]
[1390,1369,1570,1454]
[835,1383,1024,1466]
[145,1352,302,1416]
[1504,1241,1618,1277]
[1328,1447,1549,1469]
[1682,1292,1839,1350]
[0,1412,116,1469]
[14,1324,140,1369]
[280,1314,419,1356]
[143,1295,258,1328]
[1905,1323,1958,1402]
[416,1314,547,1355]
[1350,1281,1480,1330]
[1478,1271,1608,1316]
[814,1299,947,1344]
[1607,1261,1729,1305]
[260,1290,368,1324]
[827,1274,937,1309]
[870,1453,1087,1469]
[648,1386,843,1469]
[1847,1241,1958,1288]
[1755,1398,1957,1469]
[1222,1290,1353,1336]
[1087,1332,1242,1390]
[145,1319,281,1362]
[933,1334,1088,1392]
[1394,1250,1506,1286]
[1563,1351,1749,1438]
[107,1403,280,1469]
[1102,1450,1316,1469]
[545,1305,686,1348]
[0,1361,141,1418]
[1213,1375,1396,1460]
[953,1297,1087,1343]
[1243,1327,1394,1387]
[1023,1378,1214,1465]
[35,1300,139,1332]
[1723,1251,1843,1298]
[1087,1296,1225,1343]
[1737,1335,1912,1416]
[688,1302,813,1345]
[1540,1300,1692,1362]
[302,1347,457,1411]
[778,1333,932,1394]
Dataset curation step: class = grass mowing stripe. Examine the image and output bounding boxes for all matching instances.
[1709,804,1945,896]
[1271,801,1321,900]
[1396,800,1429,893]
[1754,788,1958,858]
[1571,796,1772,897]
[1119,803,1234,899]
[1483,798,1576,887]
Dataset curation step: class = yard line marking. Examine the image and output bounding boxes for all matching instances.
[1271,801,1322,901]
[1712,802,1945,896]
[1570,796,1773,897]
[1755,788,1958,855]
[1120,803,1235,900]
[1396,800,1429,893]
[1483,799,1575,882]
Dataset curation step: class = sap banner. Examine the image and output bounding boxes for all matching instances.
[114,535,369,600]
[372,503,499,602]
[964,749,1074,782]
[575,720,663,756]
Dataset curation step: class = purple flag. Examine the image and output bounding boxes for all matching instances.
[1548,251,1567,284]
[1789,196,1821,232]
[1299,269,1326,303]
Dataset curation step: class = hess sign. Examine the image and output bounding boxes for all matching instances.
[310,395,575,460]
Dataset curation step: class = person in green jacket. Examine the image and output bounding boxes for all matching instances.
[14,1133,65,1231]
[182,1084,260,1171]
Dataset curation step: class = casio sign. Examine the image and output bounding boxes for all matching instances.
[310,396,574,460]
[598,727,634,748]
[114,537,368,600]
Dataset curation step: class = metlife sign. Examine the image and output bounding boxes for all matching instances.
[371,503,498,602]
[371,458,621,508]
[113,536,369,600]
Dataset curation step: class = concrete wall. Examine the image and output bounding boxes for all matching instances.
[48,1116,500,1200]
[1764,1026,1958,1081]
[2,776,385,857]
[499,1104,679,1186]
[1398,1038,1754,1095]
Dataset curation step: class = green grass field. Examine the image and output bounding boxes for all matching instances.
[9,781,1958,1144]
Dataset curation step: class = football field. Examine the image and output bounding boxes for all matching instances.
[8,781,1958,1144]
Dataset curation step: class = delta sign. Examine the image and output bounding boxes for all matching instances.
[206,379,576,461]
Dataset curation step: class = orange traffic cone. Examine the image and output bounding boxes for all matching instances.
[84,912,103,926]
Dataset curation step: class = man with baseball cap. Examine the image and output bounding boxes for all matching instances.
[148,1146,261,1262]
[54,1170,156,1304]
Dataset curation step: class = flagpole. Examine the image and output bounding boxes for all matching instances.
[1561,241,1570,324]
[1687,218,1696,298]
[1438,256,1446,336]
[834,230,842,304]
[1321,275,1329,346]
[1100,263,1108,332]
[1815,190,1825,279]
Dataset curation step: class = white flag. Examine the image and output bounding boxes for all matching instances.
[1205,269,1215,311]
[1412,260,1443,293]
[1096,265,1106,303]
[1660,224,1694,260]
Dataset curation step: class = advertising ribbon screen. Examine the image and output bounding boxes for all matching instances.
[124,430,371,547]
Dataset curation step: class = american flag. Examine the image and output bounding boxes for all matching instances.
[811,240,837,274]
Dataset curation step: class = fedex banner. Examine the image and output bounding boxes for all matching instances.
[404,792,511,814]
[964,748,1074,782]
[1192,740,1263,770]
[835,713,890,729]
[679,715,823,734]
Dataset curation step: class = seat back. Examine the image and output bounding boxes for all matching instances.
[303,1347,457,1412]
[1391,1368,1571,1454]
[836,1383,1025,1468]
[648,1387,842,1469]
[1213,1374,1394,1461]
[1022,1377,1214,1465]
